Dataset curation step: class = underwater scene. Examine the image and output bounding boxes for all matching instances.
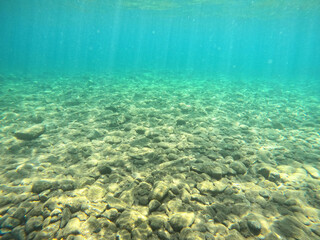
[0,0,320,239]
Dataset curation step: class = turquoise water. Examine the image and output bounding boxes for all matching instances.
[1,1,320,240]
[1,0,320,79]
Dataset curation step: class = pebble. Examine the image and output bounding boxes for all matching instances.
[14,124,46,140]
[230,162,247,175]
[31,180,53,194]
[62,217,81,236]
[303,165,320,179]
[151,181,169,202]
[169,212,195,232]
[25,216,43,233]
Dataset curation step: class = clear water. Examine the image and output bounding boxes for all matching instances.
[1,0,320,79]
[0,1,320,239]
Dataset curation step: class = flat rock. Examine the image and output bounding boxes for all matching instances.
[116,209,148,231]
[303,165,320,179]
[14,124,46,141]
[32,180,53,194]
[25,216,43,233]
[169,212,195,232]
[230,162,247,175]
[151,181,169,202]
[62,217,81,236]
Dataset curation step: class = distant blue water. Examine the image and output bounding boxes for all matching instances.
[0,0,320,79]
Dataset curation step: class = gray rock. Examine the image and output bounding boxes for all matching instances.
[1,217,20,229]
[116,229,131,240]
[62,217,81,236]
[247,218,261,235]
[157,229,170,240]
[60,208,71,228]
[14,125,46,141]
[169,212,195,232]
[105,196,127,212]
[136,128,146,135]
[230,162,247,175]
[151,181,169,202]
[87,129,102,140]
[32,180,53,194]
[176,119,187,126]
[58,179,76,191]
[34,221,60,240]
[25,216,43,233]
[273,216,312,239]
[97,163,112,175]
[12,207,27,221]
[149,199,161,213]
[83,216,101,233]
[225,229,246,240]
[148,214,167,230]
[0,196,11,207]
[132,222,152,239]
[101,208,119,221]
[11,225,26,240]
[303,165,320,179]
[311,223,320,236]
[196,181,215,195]
[135,182,152,206]
[180,228,205,240]
[116,210,148,231]
[257,167,270,178]
[65,198,88,213]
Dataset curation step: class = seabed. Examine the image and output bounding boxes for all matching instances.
[0,72,319,240]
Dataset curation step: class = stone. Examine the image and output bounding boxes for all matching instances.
[225,229,246,240]
[311,223,320,236]
[257,167,270,179]
[1,217,20,229]
[136,128,146,135]
[58,179,76,191]
[25,216,43,233]
[105,196,127,212]
[116,210,148,231]
[148,214,168,230]
[102,208,119,221]
[11,225,26,240]
[60,208,71,228]
[148,199,161,213]
[303,165,320,179]
[12,207,27,221]
[66,197,88,213]
[132,222,152,239]
[196,181,215,195]
[0,196,10,207]
[14,124,46,140]
[98,163,112,175]
[62,217,81,236]
[230,162,247,175]
[157,229,170,240]
[180,228,205,240]
[32,180,53,194]
[34,221,60,240]
[87,129,102,140]
[83,216,101,233]
[151,181,169,202]
[116,229,131,240]
[273,216,312,239]
[169,212,195,232]
[247,218,261,235]
[204,166,223,180]
[135,182,152,206]
[176,119,187,126]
